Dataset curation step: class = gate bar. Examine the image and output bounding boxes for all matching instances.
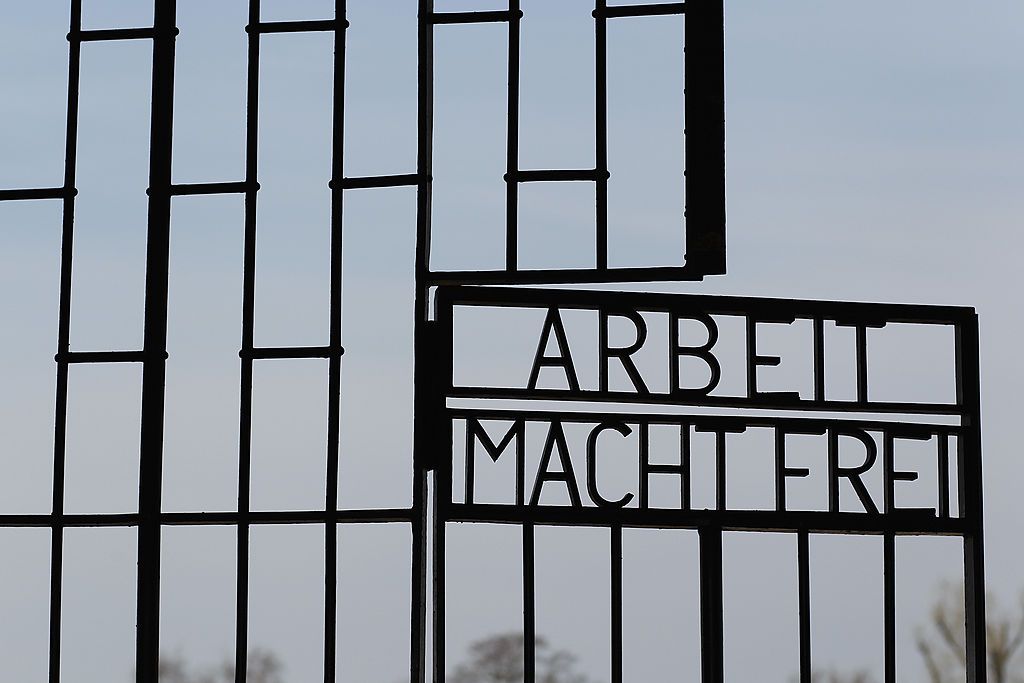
[135,1,177,680]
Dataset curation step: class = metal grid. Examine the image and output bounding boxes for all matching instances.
[0,2,984,683]
[432,286,988,683]
[1,2,422,681]
[426,1,725,284]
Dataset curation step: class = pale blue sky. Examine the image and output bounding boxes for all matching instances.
[1,1,1022,682]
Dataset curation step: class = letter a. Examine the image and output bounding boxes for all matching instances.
[527,307,581,392]
[529,421,583,507]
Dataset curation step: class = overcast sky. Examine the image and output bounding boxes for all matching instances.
[1,1,1022,682]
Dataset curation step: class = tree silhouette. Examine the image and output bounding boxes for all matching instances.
[916,583,1024,683]
[448,632,594,683]
[155,648,283,683]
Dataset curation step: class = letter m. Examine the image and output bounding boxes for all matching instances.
[466,418,526,505]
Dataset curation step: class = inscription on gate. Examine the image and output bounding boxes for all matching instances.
[429,285,985,683]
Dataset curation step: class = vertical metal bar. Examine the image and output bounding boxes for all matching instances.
[594,0,609,271]
[610,524,623,683]
[524,522,536,683]
[715,430,726,511]
[883,533,895,683]
[410,474,428,683]
[698,526,723,683]
[136,2,177,681]
[937,432,950,519]
[812,317,825,402]
[957,316,987,683]
[882,432,894,515]
[432,488,447,683]
[324,2,348,681]
[683,0,725,274]
[236,1,262,680]
[638,422,650,508]
[775,428,787,513]
[412,0,435,681]
[798,530,811,683]
[681,422,691,510]
[49,2,83,681]
[464,423,476,504]
[505,0,521,272]
[745,315,757,400]
[855,325,869,404]
[431,315,453,683]
[431,293,456,683]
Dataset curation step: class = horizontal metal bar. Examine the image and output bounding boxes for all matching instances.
[241,345,344,360]
[443,504,971,535]
[437,285,977,325]
[164,509,415,525]
[595,3,686,19]
[506,169,609,183]
[331,174,422,190]
[0,509,416,528]
[71,27,170,42]
[447,407,963,434]
[246,19,348,34]
[0,513,139,528]
[0,187,74,201]
[0,506,967,535]
[449,386,964,416]
[169,181,255,196]
[428,265,709,285]
[56,350,154,363]
[430,10,523,24]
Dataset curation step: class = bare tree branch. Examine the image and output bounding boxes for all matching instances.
[917,583,1024,683]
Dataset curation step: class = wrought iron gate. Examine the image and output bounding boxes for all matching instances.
[0,2,986,683]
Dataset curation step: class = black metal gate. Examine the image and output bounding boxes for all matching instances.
[0,2,985,683]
